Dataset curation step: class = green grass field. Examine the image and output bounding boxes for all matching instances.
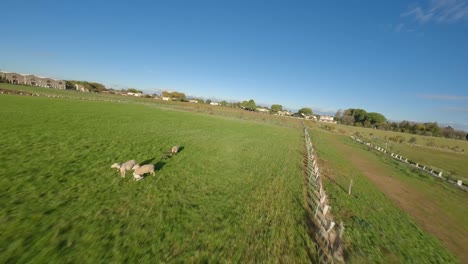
[319,123,468,181]
[0,94,314,263]
[2,85,467,263]
[308,125,467,263]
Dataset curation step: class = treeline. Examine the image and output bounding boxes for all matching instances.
[336,108,467,140]
[66,81,107,92]
[162,91,186,99]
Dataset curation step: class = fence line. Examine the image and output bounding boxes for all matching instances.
[304,127,345,263]
[351,136,467,192]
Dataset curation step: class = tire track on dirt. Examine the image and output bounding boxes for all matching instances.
[327,135,468,263]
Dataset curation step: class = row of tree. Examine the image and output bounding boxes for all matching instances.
[65,81,107,93]
[336,108,387,127]
[162,91,186,99]
[336,108,467,140]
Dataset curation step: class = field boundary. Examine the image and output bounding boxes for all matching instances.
[304,127,345,263]
[351,136,468,191]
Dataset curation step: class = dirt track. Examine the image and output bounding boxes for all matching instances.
[327,134,468,263]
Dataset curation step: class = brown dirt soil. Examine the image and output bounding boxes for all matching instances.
[327,134,468,263]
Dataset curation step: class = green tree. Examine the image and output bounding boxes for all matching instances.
[65,81,75,90]
[162,91,186,99]
[128,88,142,93]
[206,99,212,104]
[298,107,313,116]
[367,112,387,125]
[220,100,228,106]
[197,99,204,104]
[245,99,256,111]
[335,109,343,121]
[271,104,283,113]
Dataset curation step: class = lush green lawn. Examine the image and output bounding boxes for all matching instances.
[0,94,314,263]
[308,126,463,263]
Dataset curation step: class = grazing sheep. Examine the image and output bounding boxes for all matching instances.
[171,145,180,154]
[119,160,136,178]
[132,164,155,180]
[133,173,144,181]
[111,163,121,170]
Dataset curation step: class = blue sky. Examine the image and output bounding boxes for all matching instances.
[2,0,468,129]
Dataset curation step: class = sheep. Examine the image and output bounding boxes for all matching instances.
[132,164,155,180]
[171,145,180,154]
[118,160,136,178]
[111,163,121,171]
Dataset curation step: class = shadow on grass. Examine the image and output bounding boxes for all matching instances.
[154,161,166,171]
[141,158,155,165]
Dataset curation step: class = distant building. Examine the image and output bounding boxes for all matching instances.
[127,92,142,97]
[257,107,270,113]
[276,110,292,116]
[0,71,65,89]
[189,99,198,103]
[161,97,171,101]
[319,115,336,123]
[210,102,219,106]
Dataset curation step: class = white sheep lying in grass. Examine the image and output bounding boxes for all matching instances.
[132,164,155,181]
[111,160,136,177]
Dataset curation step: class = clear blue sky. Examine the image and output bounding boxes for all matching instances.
[2,0,468,129]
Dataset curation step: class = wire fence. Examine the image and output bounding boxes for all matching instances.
[351,136,467,192]
[304,127,345,263]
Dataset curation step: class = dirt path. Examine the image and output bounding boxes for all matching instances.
[327,134,468,263]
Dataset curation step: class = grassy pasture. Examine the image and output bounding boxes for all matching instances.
[0,83,303,130]
[308,125,466,263]
[320,122,468,181]
[0,94,315,262]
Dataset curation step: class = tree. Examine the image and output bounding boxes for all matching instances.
[298,107,313,116]
[220,100,228,106]
[367,112,387,125]
[206,99,212,104]
[245,99,256,111]
[271,104,283,113]
[466,133,468,141]
[162,91,186,99]
[65,81,75,90]
[335,109,343,121]
[241,100,248,108]
[128,88,142,93]
[65,80,107,92]
[197,99,204,104]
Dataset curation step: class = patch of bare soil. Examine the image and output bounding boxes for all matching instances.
[328,135,468,263]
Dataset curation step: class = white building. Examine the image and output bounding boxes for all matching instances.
[319,115,336,123]
[276,110,292,116]
[257,107,270,113]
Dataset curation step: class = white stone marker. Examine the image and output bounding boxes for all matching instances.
[457,180,462,186]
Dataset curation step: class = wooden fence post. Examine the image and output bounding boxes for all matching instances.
[348,179,353,196]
